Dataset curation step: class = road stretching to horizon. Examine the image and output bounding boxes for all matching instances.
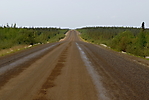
[0,30,149,100]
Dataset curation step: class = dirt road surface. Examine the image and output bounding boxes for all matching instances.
[0,30,149,100]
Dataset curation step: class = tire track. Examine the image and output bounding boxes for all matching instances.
[76,43,109,100]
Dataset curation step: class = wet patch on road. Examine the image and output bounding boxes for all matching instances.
[34,43,70,100]
[0,44,64,90]
[0,43,64,90]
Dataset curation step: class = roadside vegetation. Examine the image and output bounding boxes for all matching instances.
[0,24,68,56]
[77,24,149,58]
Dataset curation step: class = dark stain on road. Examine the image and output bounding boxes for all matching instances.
[34,43,70,100]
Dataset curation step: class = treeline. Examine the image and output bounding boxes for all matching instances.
[77,26,149,57]
[0,24,68,50]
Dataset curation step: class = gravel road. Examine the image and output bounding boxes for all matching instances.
[0,30,149,100]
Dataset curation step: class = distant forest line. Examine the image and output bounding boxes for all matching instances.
[1,23,149,58]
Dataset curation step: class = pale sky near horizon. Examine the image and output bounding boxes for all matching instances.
[0,0,149,29]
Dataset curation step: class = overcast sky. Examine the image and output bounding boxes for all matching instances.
[0,0,149,28]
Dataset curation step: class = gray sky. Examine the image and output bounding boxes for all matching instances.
[0,0,149,28]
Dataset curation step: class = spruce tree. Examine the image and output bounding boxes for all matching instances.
[142,22,145,31]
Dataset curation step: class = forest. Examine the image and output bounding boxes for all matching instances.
[0,24,68,56]
[77,26,149,58]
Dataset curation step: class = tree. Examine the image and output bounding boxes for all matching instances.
[142,22,145,31]
[6,23,9,28]
[14,23,17,28]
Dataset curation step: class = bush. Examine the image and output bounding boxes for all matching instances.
[0,27,68,50]
[78,26,149,57]
[111,31,134,52]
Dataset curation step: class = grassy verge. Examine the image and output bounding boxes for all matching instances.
[0,45,28,57]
